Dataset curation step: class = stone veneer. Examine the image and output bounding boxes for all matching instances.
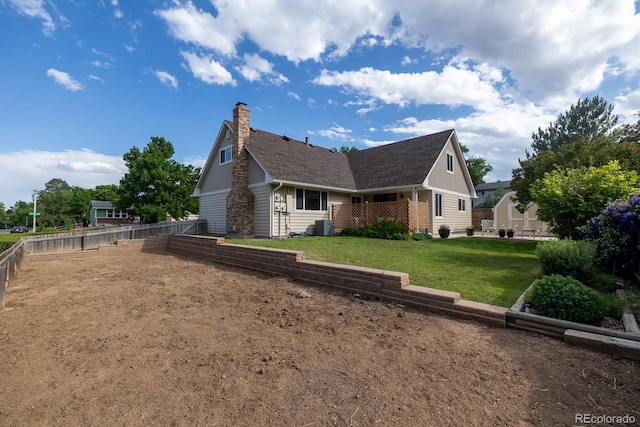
[226,102,256,238]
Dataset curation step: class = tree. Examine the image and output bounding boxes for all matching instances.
[6,200,32,228]
[37,178,73,228]
[512,138,640,210]
[334,145,359,153]
[117,137,201,223]
[530,160,639,238]
[478,187,507,208]
[93,184,119,202]
[0,202,6,228]
[460,144,493,186]
[67,187,94,226]
[618,112,640,144]
[529,96,618,156]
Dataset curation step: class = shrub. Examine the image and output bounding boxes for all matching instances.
[536,239,596,285]
[411,232,430,241]
[529,275,606,324]
[589,273,619,294]
[361,218,409,240]
[583,191,640,275]
[339,227,362,237]
[602,294,624,319]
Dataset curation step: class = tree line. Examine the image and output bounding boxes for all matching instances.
[511,95,640,238]
[1,137,201,230]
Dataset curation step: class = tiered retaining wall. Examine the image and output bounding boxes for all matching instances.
[166,235,507,328]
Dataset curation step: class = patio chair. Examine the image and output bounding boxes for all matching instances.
[481,220,496,237]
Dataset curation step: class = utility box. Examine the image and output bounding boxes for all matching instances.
[315,220,334,236]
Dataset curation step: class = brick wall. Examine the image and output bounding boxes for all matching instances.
[166,234,507,327]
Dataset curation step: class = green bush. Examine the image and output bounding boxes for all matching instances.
[361,219,409,240]
[339,227,362,237]
[589,273,619,294]
[536,239,595,285]
[602,294,624,319]
[530,275,606,324]
[411,232,431,241]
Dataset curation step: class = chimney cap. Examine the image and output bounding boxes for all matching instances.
[235,101,247,107]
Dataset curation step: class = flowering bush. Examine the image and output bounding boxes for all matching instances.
[584,192,640,274]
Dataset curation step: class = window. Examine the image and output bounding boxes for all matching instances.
[446,152,454,173]
[219,146,232,165]
[458,198,466,212]
[435,193,443,217]
[372,193,397,202]
[351,196,362,204]
[296,189,328,211]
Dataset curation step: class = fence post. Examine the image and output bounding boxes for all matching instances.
[0,264,6,310]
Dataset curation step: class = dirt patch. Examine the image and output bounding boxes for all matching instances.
[1,250,638,426]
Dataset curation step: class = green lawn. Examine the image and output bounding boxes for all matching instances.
[227,236,540,307]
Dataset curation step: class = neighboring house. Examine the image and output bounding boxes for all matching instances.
[89,201,132,226]
[193,102,477,238]
[491,191,552,237]
[473,180,511,208]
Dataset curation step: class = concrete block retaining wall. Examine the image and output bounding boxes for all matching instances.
[165,235,507,328]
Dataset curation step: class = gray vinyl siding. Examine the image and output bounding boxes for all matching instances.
[250,183,271,237]
[199,190,228,235]
[200,150,233,193]
[248,156,266,184]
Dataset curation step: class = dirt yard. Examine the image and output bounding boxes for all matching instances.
[1,250,638,426]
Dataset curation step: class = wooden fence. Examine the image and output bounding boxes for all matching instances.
[472,208,493,230]
[331,200,429,232]
[22,220,207,254]
[0,220,207,307]
[0,239,25,309]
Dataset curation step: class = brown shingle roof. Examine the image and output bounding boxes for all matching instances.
[245,129,356,190]
[347,130,453,189]
[245,128,454,191]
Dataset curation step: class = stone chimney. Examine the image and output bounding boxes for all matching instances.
[226,102,255,238]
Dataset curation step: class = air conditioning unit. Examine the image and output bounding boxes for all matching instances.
[315,220,334,236]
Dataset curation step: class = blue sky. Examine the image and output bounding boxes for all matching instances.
[2,0,640,209]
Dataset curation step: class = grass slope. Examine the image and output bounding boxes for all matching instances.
[228,236,539,307]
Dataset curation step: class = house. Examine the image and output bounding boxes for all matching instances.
[193,102,477,238]
[473,180,511,208]
[491,191,552,237]
[89,201,132,226]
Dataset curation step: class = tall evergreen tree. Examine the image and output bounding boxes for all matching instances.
[529,96,618,156]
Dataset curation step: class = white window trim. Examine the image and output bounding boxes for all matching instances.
[446,151,454,174]
[458,198,466,212]
[219,145,232,165]
[435,193,444,218]
[296,188,328,211]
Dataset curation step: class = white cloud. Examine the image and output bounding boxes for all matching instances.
[91,60,113,69]
[313,64,504,111]
[111,0,123,18]
[287,92,300,101]
[180,52,236,85]
[0,149,125,208]
[8,0,55,36]
[155,1,240,56]
[155,0,640,105]
[614,89,640,124]
[46,69,84,91]
[154,70,178,90]
[88,74,104,83]
[236,53,289,85]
